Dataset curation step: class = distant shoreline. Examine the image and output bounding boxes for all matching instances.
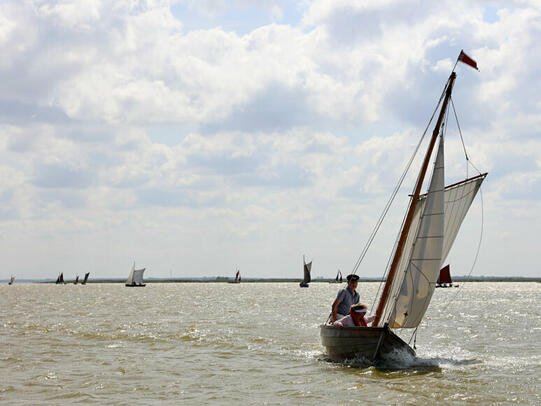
[4,276,540,283]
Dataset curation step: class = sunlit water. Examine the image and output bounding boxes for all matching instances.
[1,282,539,404]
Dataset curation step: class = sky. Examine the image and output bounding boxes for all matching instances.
[1,0,540,280]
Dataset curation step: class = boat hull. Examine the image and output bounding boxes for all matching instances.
[320,324,415,361]
[125,284,146,287]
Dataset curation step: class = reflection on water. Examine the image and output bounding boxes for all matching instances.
[1,282,539,404]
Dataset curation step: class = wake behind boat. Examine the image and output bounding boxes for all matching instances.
[321,51,486,361]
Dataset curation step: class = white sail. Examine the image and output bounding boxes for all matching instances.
[133,268,145,284]
[379,135,445,328]
[378,166,485,326]
[438,175,485,263]
[126,264,135,285]
[126,263,145,285]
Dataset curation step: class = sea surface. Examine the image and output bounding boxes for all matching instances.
[1,282,539,405]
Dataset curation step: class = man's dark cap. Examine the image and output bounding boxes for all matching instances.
[347,274,359,282]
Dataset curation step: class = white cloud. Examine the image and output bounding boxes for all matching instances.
[0,0,540,278]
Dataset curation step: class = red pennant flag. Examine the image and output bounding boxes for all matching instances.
[457,50,479,71]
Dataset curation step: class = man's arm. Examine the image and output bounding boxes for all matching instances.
[331,299,340,322]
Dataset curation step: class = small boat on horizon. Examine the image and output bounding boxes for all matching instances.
[125,263,146,287]
[228,269,241,283]
[8,275,14,285]
[436,264,458,288]
[81,272,90,285]
[329,269,343,283]
[55,273,65,284]
[74,275,79,285]
[299,256,311,288]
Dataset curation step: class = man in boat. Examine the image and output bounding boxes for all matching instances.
[333,303,375,327]
[331,274,360,322]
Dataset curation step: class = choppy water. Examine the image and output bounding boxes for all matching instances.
[1,282,539,404]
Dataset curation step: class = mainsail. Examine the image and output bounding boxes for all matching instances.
[133,269,145,284]
[303,258,312,284]
[378,170,485,328]
[8,276,14,285]
[379,135,445,328]
[82,272,90,285]
[56,273,65,284]
[336,269,343,282]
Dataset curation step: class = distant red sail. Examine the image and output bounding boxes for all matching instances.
[437,265,452,285]
[458,50,479,71]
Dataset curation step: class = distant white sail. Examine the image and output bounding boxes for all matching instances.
[126,263,146,286]
[133,268,145,284]
[126,264,135,285]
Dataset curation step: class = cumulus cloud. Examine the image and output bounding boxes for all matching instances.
[0,0,539,278]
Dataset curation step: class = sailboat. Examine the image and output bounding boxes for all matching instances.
[81,272,90,285]
[8,275,14,285]
[125,263,146,287]
[331,269,343,283]
[228,269,241,283]
[55,273,65,284]
[299,256,312,287]
[436,264,457,288]
[320,52,486,361]
[74,275,79,285]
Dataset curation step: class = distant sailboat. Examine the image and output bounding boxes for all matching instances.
[125,263,146,287]
[228,268,242,283]
[81,272,90,285]
[299,256,311,287]
[74,275,79,285]
[229,269,241,284]
[8,275,14,285]
[436,264,458,288]
[56,273,65,284]
[334,269,343,283]
[320,53,486,361]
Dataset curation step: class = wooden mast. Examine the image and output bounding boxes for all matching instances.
[373,72,457,326]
